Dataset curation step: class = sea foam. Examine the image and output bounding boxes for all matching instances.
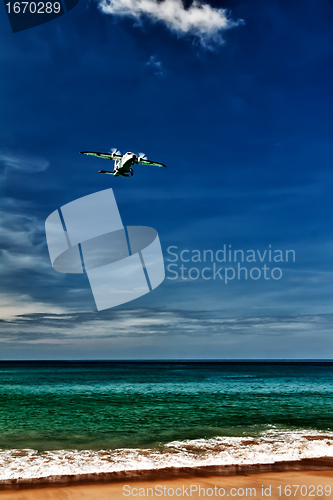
[1,429,333,480]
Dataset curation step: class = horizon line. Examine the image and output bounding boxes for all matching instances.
[0,359,333,362]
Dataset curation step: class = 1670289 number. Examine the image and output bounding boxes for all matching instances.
[277,485,332,497]
[5,2,61,13]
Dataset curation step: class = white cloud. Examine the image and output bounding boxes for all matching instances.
[98,0,242,48]
[146,55,164,76]
[0,293,66,321]
[2,308,333,339]
[0,151,49,174]
[0,203,66,321]
[0,208,50,276]
[0,210,43,248]
[2,309,333,359]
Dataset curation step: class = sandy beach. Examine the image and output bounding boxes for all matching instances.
[0,471,333,500]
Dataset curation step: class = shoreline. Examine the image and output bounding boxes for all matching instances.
[2,458,333,491]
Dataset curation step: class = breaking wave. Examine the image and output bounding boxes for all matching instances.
[2,429,333,481]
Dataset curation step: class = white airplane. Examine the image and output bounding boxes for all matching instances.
[80,149,166,177]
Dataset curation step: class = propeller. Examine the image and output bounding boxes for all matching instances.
[110,147,121,156]
[138,152,147,161]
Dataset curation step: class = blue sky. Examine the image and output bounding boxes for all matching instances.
[1,0,333,359]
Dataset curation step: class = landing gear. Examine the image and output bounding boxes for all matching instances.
[130,168,134,176]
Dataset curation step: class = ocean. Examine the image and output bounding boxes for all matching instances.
[0,361,333,480]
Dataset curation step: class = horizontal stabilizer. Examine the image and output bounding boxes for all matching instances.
[99,170,114,175]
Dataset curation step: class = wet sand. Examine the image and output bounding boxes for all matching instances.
[0,470,333,500]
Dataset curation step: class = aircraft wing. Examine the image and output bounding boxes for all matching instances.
[135,158,167,168]
[80,151,122,160]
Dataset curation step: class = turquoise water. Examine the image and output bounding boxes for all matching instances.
[0,361,332,452]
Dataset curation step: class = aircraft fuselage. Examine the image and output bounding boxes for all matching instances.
[114,152,136,176]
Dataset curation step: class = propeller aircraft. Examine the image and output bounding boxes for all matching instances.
[80,149,166,177]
